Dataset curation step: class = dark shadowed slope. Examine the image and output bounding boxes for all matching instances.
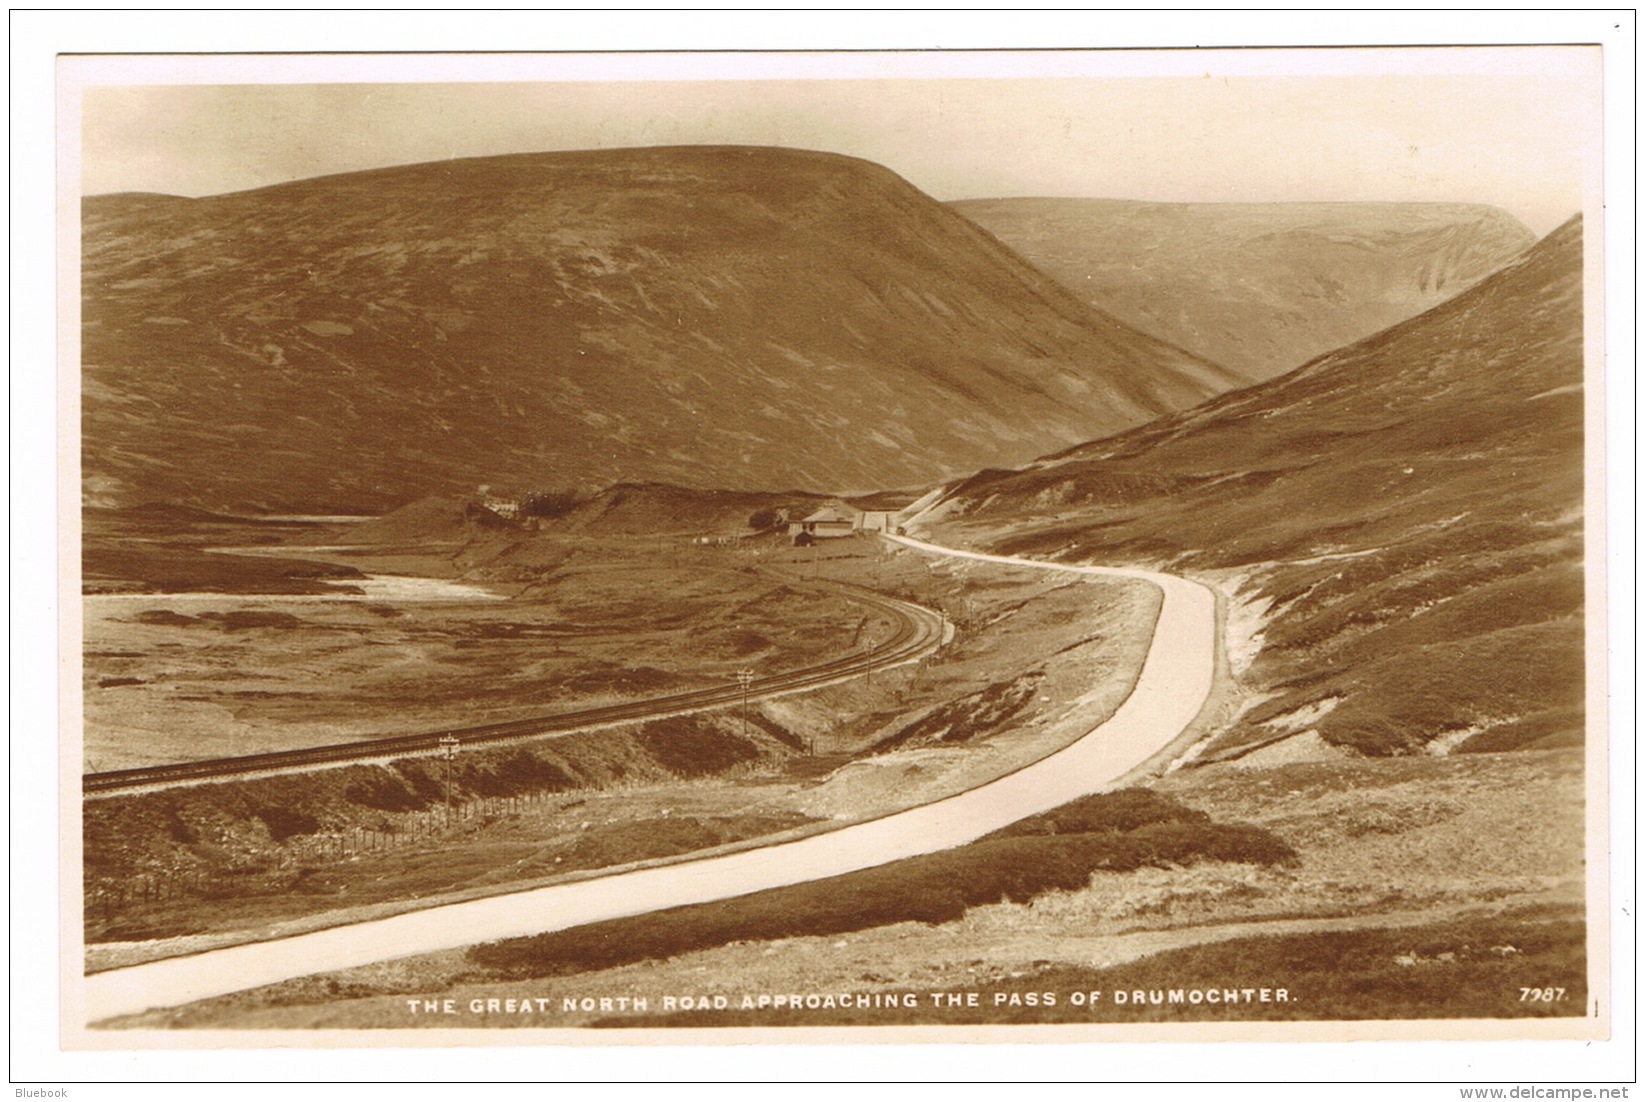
[82,147,1239,513]
[951,199,1536,381]
[916,217,1585,758]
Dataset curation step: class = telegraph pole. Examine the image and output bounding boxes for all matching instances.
[736,668,755,737]
[439,734,460,827]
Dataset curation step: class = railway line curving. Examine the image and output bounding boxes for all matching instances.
[83,536,1219,1022]
[84,582,945,796]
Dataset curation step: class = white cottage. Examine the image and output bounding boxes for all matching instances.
[790,505,859,544]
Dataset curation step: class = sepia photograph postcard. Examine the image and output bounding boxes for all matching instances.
[15,11,1634,1085]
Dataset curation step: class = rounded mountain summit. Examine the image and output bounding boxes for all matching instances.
[81,146,1242,513]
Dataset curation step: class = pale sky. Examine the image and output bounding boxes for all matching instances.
[74,49,1601,236]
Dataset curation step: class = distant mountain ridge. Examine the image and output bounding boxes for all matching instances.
[916,217,1585,759]
[82,146,1240,513]
[950,198,1537,380]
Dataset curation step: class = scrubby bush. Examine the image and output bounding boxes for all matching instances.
[520,488,586,519]
[343,774,427,812]
[254,805,320,841]
[464,751,575,797]
[469,789,1295,979]
[876,674,1044,750]
[633,716,761,777]
[986,788,1201,838]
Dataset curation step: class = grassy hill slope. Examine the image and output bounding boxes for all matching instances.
[951,199,1536,380]
[83,147,1240,513]
[916,217,1586,758]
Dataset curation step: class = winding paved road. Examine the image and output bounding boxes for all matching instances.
[82,536,1218,1023]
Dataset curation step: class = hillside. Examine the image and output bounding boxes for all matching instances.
[82,147,1241,514]
[541,483,818,537]
[950,199,1536,380]
[338,484,814,545]
[915,217,1586,759]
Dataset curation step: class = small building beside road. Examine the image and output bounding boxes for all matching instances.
[785,503,905,544]
[790,505,859,543]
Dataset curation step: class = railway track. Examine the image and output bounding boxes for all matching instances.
[83,583,945,797]
[83,535,1218,1022]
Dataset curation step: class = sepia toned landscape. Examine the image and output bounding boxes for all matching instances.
[70,61,1600,1040]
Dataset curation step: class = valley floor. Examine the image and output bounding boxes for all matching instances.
[82,524,1163,980]
[78,515,1591,1032]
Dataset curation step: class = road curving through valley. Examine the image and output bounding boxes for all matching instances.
[82,535,1219,1024]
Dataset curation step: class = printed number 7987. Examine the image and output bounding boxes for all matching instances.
[1520,988,1566,1002]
